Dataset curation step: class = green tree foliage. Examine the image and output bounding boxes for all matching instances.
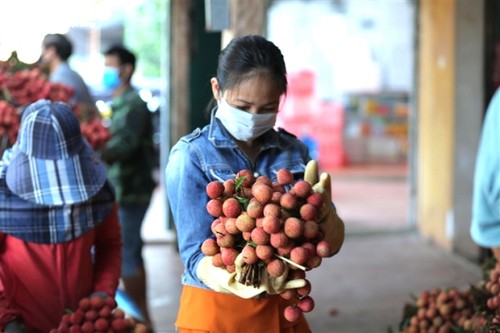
[124,0,166,79]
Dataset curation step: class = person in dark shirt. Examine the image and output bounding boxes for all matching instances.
[100,45,156,330]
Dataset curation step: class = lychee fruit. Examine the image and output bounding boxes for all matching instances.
[212,221,227,238]
[212,253,224,267]
[289,268,306,279]
[280,192,298,211]
[306,255,322,269]
[301,242,316,257]
[272,182,286,194]
[316,240,333,258]
[276,169,294,186]
[220,247,239,266]
[216,233,235,248]
[283,305,303,322]
[256,175,273,186]
[306,192,323,208]
[206,180,225,199]
[223,179,236,196]
[90,296,104,309]
[263,203,282,218]
[298,295,315,313]
[236,169,255,187]
[270,231,289,248]
[290,246,310,265]
[206,198,223,217]
[247,198,264,219]
[250,227,270,245]
[297,279,312,297]
[98,305,112,318]
[111,318,130,331]
[78,297,91,311]
[241,244,258,264]
[84,309,98,321]
[222,197,242,217]
[242,231,252,241]
[292,180,312,198]
[262,215,281,234]
[251,182,273,205]
[94,318,109,331]
[303,220,320,239]
[284,217,304,239]
[81,321,95,333]
[255,217,264,228]
[223,217,240,235]
[266,258,286,277]
[279,289,297,300]
[235,212,256,232]
[277,242,295,256]
[270,190,282,204]
[300,203,317,221]
[255,244,274,261]
[201,238,219,256]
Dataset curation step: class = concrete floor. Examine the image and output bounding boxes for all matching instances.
[140,164,483,333]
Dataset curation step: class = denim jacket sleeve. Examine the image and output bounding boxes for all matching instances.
[471,88,500,248]
[165,134,216,289]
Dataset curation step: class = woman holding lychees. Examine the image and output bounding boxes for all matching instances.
[165,35,344,333]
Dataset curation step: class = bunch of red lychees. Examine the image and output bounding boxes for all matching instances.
[49,295,149,333]
[201,168,334,322]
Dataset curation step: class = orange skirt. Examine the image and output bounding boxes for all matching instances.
[176,285,312,333]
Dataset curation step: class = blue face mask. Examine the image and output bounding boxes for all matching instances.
[102,66,120,90]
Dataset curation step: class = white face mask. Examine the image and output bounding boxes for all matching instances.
[215,98,277,141]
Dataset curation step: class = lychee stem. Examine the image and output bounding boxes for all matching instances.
[274,254,306,271]
[238,263,262,288]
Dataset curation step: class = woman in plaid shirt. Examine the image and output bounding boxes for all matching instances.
[0,100,122,332]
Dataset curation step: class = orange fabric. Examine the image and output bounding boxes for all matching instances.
[176,285,311,333]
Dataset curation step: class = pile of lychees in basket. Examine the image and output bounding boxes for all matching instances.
[49,294,149,333]
[201,168,335,322]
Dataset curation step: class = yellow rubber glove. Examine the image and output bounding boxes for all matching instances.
[304,160,345,256]
[197,254,306,299]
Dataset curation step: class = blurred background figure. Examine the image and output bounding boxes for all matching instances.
[40,33,99,121]
[100,45,156,330]
[471,88,500,263]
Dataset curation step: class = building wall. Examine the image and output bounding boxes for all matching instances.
[417,0,484,259]
[417,0,456,250]
[453,0,484,259]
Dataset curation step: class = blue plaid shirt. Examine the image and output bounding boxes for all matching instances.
[0,148,116,244]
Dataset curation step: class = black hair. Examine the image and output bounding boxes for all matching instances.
[216,35,288,95]
[42,34,73,61]
[104,45,137,68]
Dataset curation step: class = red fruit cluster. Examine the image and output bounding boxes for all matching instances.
[0,67,73,106]
[0,101,20,146]
[281,269,315,322]
[0,59,111,152]
[50,295,149,333]
[485,262,500,312]
[399,287,486,333]
[80,118,111,150]
[202,168,336,322]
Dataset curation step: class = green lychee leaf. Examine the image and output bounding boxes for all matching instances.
[236,195,249,208]
[235,176,246,189]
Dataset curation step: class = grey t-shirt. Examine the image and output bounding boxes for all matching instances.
[50,62,95,105]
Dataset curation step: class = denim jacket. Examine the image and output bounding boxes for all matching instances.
[165,109,311,288]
